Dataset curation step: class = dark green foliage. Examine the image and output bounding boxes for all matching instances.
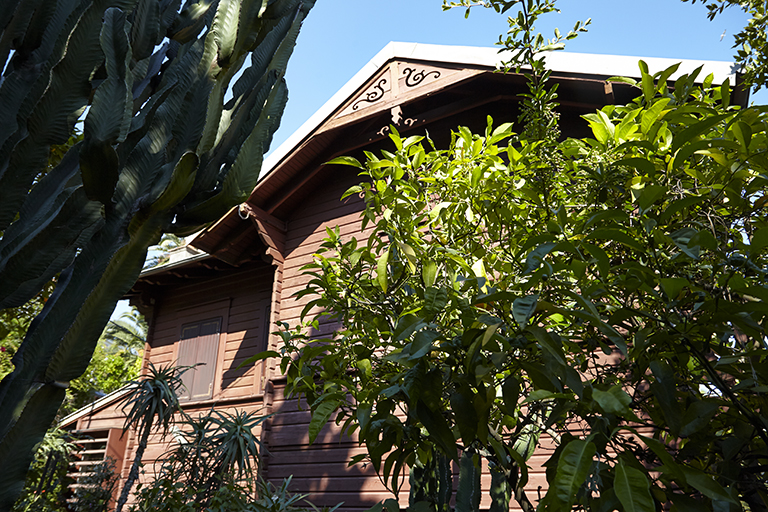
[115,362,189,512]
[684,0,768,91]
[70,457,119,512]
[0,0,315,507]
[156,409,269,509]
[272,2,768,511]
[61,307,146,418]
[128,403,337,512]
[10,429,77,512]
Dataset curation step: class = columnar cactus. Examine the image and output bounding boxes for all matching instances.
[0,0,315,507]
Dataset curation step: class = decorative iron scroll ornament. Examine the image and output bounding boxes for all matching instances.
[403,67,441,87]
[352,78,387,110]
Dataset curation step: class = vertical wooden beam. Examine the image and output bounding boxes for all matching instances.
[604,81,615,104]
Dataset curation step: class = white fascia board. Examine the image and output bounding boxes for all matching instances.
[544,51,739,82]
[259,42,405,180]
[138,249,210,277]
[58,384,136,429]
[260,42,739,181]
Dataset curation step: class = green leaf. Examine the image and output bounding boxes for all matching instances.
[720,77,730,107]
[422,261,438,288]
[679,400,719,437]
[750,227,768,253]
[655,63,681,93]
[415,400,457,460]
[587,228,644,252]
[638,436,682,478]
[670,113,732,154]
[513,294,538,329]
[408,329,439,360]
[658,195,705,224]
[309,394,342,444]
[732,121,752,151]
[424,286,448,315]
[529,326,566,366]
[582,242,610,277]
[376,248,390,292]
[397,241,418,272]
[615,462,655,512]
[546,439,596,510]
[650,361,682,437]
[617,157,656,174]
[501,376,520,413]
[641,70,655,104]
[592,385,632,415]
[682,467,737,504]
[341,185,363,199]
[394,314,427,342]
[383,498,399,512]
[607,76,638,86]
[641,98,671,134]
[670,228,700,259]
[636,185,667,214]
[688,230,718,252]
[523,389,556,403]
[523,243,557,274]
[357,358,372,380]
[451,389,478,445]
[660,278,689,300]
[672,139,715,170]
[670,495,707,512]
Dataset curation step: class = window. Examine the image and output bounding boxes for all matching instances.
[177,318,221,402]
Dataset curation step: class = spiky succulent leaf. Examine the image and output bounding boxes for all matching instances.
[174,77,287,228]
[130,0,161,61]
[87,7,134,145]
[0,384,66,511]
[147,151,199,215]
[0,0,314,505]
[0,188,103,309]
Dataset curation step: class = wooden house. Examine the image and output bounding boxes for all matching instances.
[59,42,744,510]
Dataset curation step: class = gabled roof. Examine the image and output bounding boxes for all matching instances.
[260,42,741,183]
[58,384,136,430]
[183,42,742,266]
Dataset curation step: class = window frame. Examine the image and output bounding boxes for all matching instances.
[171,299,231,404]
[177,317,222,402]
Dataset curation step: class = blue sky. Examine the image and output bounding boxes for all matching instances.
[269,0,759,153]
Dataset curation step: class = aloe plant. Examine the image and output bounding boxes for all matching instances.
[0,0,315,508]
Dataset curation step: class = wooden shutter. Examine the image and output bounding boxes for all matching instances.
[177,318,221,402]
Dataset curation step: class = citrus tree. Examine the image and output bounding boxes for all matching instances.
[277,2,768,510]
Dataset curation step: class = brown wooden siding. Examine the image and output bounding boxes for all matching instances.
[112,260,277,500]
[265,383,401,511]
[278,168,368,333]
[77,163,556,510]
[144,261,274,406]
